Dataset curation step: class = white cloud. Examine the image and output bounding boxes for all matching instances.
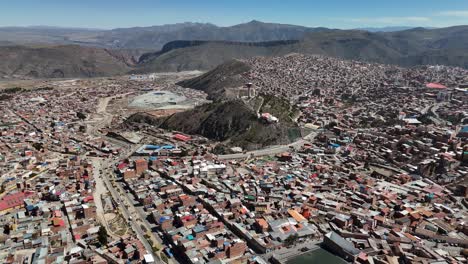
[437,10,468,17]
[347,17,430,25]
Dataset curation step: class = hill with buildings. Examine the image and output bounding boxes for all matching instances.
[126,96,302,152]
[178,53,468,105]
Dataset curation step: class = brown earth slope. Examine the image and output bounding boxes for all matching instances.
[0,45,132,79]
[126,97,302,152]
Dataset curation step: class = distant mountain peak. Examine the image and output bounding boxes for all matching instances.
[179,22,216,26]
[239,20,267,26]
[357,26,438,32]
[411,27,428,31]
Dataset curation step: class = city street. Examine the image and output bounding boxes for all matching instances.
[86,92,161,262]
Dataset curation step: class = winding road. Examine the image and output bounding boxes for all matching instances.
[218,129,318,160]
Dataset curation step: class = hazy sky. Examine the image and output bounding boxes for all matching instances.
[1,0,468,29]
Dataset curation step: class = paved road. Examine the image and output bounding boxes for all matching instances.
[420,104,432,115]
[86,93,160,261]
[429,102,447,125]
[99,157,158,259]
[218,130,318,160]
[111,168,174,263]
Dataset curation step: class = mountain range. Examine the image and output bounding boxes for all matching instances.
[0,21,438,50]
[0,21,467,79]
[356,26,436,32]
[0,21,328,50]
[136,25,468,72]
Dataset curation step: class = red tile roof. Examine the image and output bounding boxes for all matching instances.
[426,83,447,89]
[117,163,128,170]
[173,134,191,142]
[52,218,65,227]
[83,196,94,202]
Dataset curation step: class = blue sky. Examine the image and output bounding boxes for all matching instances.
[1,0,468,29]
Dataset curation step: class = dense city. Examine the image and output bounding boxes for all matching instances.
[0,54,467,264]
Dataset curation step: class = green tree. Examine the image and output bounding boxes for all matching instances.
[133,248,141,260]
[3,224,10,235]
[97,225,109,245]
[284,234,299,247]
[32,142,43,151]
[76,112,87,120]
[160,253,169,264]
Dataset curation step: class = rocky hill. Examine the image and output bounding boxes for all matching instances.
[177,60,251,100]
[0,45,133,79]
[126,97,302,152]
[133,40,298,73]
[137,40,299,64]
